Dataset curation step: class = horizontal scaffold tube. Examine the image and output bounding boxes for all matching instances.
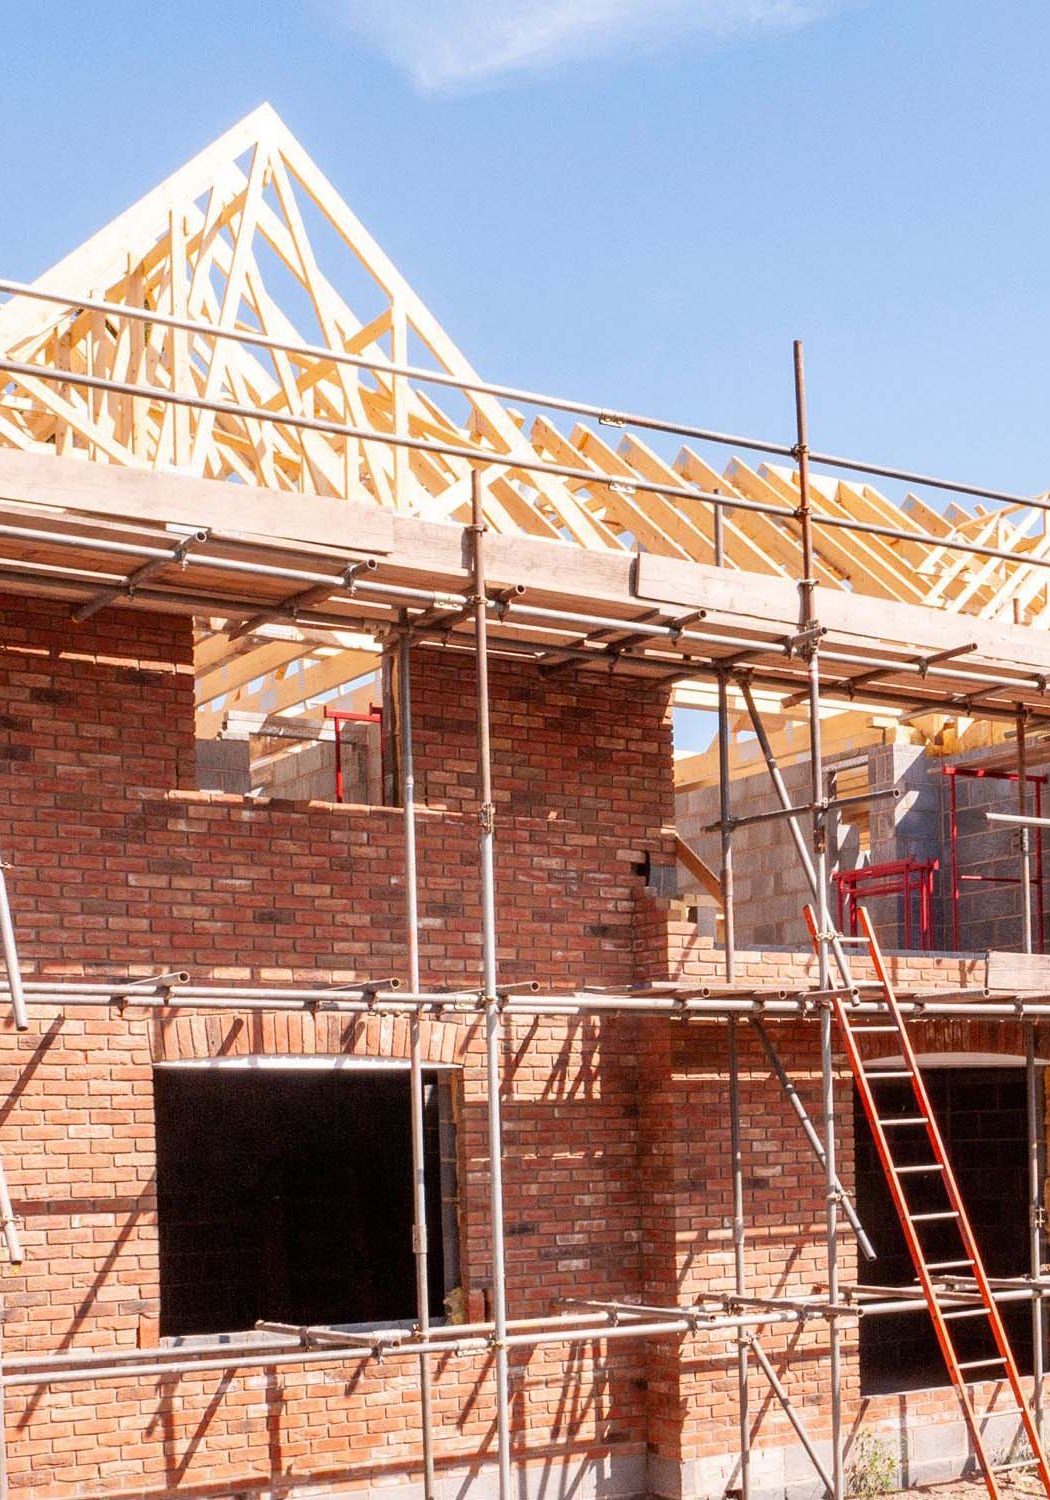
[0,532,1040,718]
[1,986,1043,1019]
[3,358,1050,582]
[0,277,1040,512]
[2,1305,834,1388]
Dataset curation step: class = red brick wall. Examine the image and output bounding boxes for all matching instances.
[408,647,673,829]
[0,597,1028,1499]
[634,907,1025,1487]
[0,601,668,1499]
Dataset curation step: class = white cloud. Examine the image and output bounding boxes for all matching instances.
[324,0,845,93]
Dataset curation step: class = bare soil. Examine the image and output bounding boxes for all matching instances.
[899,1478,1043,1500]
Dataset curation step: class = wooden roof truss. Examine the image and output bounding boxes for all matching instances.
[0,105,1048,736]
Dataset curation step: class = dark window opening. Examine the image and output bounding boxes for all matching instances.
[155,1065,458,1338]
[855,1065,1037,1395]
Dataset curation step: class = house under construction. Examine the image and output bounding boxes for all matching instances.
[2,103,1050,1500]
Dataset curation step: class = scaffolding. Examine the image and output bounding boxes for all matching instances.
[0,319,1048,1500]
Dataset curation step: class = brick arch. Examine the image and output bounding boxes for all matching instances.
[148,1007,470,1065]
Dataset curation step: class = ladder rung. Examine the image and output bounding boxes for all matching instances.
[879,1117,927,1126]
[992,1459,1038,1474]
[912,1211,961,1222]
[943,1306,992,1321]
[982,1407,1025,1419]
[864,1069,914,1079]
[896,1164,944,1175]
[958,1357,1007,1371]
[928,1258,974,1270]
[851,1025,900,1033]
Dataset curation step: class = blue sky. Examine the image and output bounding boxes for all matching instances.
[4,1,1049,748]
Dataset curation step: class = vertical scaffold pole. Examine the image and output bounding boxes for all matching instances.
[0,855,27,1032]
[470,471,513,1500]
[819,1003,843,1500]
[1019,708,1034,955]
[792,343,829,991]
[713,507,736,983]
[1027,1022,1045,1440]
[717,670,736,984]
[0,1293,7,1500]
[728,1018,750,1499]
[1017,719,1044,1432]
[794,340,843,1500]
[398,627,437,1500]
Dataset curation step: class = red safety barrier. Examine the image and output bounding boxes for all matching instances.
[833,857,939,951]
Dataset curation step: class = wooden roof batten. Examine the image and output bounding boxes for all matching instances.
[1,106,1049,732]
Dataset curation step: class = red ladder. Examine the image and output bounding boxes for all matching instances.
[803,902,1050,1500]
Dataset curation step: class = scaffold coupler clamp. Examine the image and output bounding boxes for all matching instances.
[342,557,378,598]
[792,619,824,661]
[479,802,496,835]
[811,990,835,1017]
[668,609,706,643]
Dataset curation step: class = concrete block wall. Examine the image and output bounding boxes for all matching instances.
[0,598,669,1500]
[678,736,1037,954]
[676,757,819,950]
[675,746,938,950]
[195,736,250,794]
[861,742,941,943]
[936,744,1050,953]
[197,725,379,804]
[253,737,335,801]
